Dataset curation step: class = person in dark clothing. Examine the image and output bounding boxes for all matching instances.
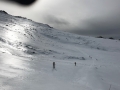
[53,62,55,69]
[74,62,76,66]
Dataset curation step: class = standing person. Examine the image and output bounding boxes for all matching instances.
[75,62,76,66]
[53,62,55,69]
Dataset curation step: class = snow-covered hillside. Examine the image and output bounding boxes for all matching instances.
[0,10,120,90]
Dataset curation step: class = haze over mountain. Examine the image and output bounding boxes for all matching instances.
[0,10,120,90]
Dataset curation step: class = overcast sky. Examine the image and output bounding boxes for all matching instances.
[0,0,120,38]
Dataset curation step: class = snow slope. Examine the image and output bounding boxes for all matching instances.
[0,10,120,90]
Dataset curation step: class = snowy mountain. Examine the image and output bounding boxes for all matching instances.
[0,10,120,90]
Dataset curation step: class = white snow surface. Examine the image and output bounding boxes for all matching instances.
[0,11,120,90]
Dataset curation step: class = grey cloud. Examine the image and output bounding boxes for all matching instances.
[37,0,120,39]
[42,12,120,38]
[69,15,120,38]
[43,15,70,29]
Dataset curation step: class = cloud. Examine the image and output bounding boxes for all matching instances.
[38,0,120,38]
[69,14,120,38]
[43,15,70,29]
[34,0,120,38]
